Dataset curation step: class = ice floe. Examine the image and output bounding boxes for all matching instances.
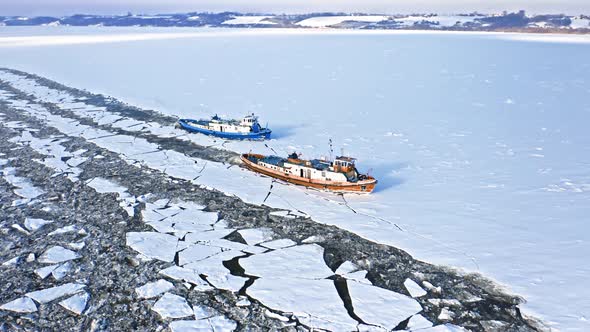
[152,292,194,319]
[26,283,86,303]
[38,245,80,264]
[2,167,45,204]
[135,279,175,299]
[183,250,248,292]
[59,291,89,315]
[183,228,236,243]
[142,203,219,235]
[193,304,216,319]
[67,242,86,250]
[404,278,427,298]
[126,232,182,262]
[407,314,434,330]
[86,177,136,216]
[0,297,37,313]
[203,270,248,292]
[238,228,274,245]
[347,280,422,328]
[2,256,19,266]
[24,217,54,231]
[35,264,59,279]
[241,244,333,279]
[9,132,84,182]
[51,262,72,280]
[342,270,372,285]
[158,266,213,291]
[169,316,237,332]
[259,238,297,250]
[247,277,358,331]
[178,243,224,266]
[48,225,85,236]
[335,261,357,275]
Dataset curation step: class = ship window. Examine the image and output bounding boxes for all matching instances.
[361,185,367,191]
[322,171,326,177]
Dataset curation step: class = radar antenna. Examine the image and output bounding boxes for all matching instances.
[329,139,334,161]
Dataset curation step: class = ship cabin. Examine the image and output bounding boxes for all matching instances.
[255,154,361,183]
[333,156,356,173]
[240,114,258,127]
[191,114,261,134]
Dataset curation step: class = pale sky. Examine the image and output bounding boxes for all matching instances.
[1,0,589,16]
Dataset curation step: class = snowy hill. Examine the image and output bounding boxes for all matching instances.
[1,11,589,32]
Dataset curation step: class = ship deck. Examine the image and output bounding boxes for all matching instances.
[186,118,241,126]
[256,155,331,172]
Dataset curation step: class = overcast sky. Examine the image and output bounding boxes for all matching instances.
[2,0,589,16]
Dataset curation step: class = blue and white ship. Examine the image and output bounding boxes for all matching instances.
[177,114,272,140]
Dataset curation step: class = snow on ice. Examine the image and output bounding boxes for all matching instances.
[0,297,37,313]
[86,177,136,216]
[126,232,181,262]
[347,280,422,328]
[404,278,428,298]
[169,316,237,332]
[25,283,86,303]
[38,246,80,264]
[158,266,213,291]
[59,291,90,315]
[237,228,273,245]
[24,218,54,232]
[151,293,194,319]
[240,244,333,279]
[248,277,359,331]
[259,238,297,250]
[135,279,175,299]
[1,29,589,330]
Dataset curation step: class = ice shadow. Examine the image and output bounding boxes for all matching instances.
[361,161,408,193]
[269,124,301,140]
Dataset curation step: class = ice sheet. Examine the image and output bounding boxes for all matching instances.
[1,29,590,330]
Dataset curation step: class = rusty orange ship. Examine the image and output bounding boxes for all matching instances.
[240,152,377,193]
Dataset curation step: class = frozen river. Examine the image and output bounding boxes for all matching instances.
[1,27,589,330]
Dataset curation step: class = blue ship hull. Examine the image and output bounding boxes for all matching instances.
[177,119,271,140]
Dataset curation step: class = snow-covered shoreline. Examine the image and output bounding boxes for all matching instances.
[1,26,590,49]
